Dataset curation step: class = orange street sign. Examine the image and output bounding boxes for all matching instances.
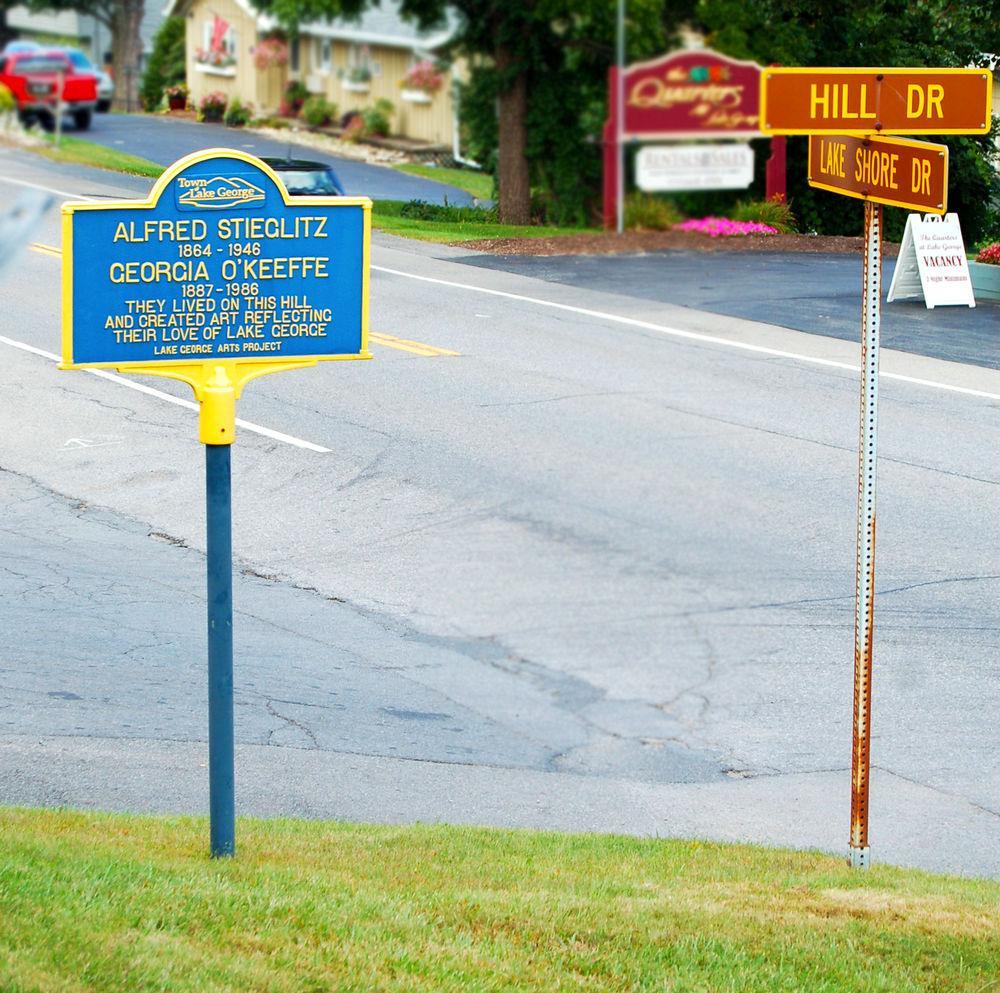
[808,134,948,213]
[761,68,992,135]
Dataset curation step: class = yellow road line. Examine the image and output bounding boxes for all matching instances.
[29,243,459,357]
[368,332,460,357]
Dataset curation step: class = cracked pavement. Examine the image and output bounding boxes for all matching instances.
[0,152,998,878]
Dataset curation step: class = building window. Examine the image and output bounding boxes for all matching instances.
[318,38,332,73]
[347,43,380,77]
[290,37,300,72]
[197,17,236,70]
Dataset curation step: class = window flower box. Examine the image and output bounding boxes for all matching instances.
[196,62,237,77]
[341,64,371,93]
[401,88,432,104]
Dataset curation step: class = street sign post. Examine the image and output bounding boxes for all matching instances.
[60,148,371,857]
[760,67,992,135]
[761,62,994,870]
[808,134,948,213]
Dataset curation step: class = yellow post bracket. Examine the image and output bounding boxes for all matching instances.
[122,359,318,445]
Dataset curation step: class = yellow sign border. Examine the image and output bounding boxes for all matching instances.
[60,147,373,444]
[807,134,949,214]
[61,146,372,370]
[760,66,993,136]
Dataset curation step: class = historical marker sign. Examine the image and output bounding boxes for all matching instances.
[60,147,373,859]
[808,134,948,213]
[761,67,993,135]
[61,147,371,370]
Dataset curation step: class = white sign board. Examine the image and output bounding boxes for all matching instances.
[636,144,755,192]
[887,213,975,309]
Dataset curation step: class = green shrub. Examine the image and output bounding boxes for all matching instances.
[361,98,393,137]
[281,80,308,116]
[224,97,252,127]
[624,193,682,231]
[398,199,498,224]
[731,196,797,234]
[301,95,336,128]
[0,83,15,114]
[140,16,186,112]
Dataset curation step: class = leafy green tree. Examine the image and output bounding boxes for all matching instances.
[1,3,19,49]
[695,0,1000,240]
[457,0,692,225]
[140,15,186,111]
[26,0,145,111]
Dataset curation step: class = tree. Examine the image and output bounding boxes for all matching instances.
[27,0,145,111]
[456,0,696,225]
[140,15,186,111]
[1,3,18,49]
[693,0,1000,241]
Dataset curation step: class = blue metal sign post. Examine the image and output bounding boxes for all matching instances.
[60,149,371,857]
[206,442,235,857]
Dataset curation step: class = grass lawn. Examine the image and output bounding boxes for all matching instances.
[371,199,592,243]
[1,808,998,993]
[32,134,165,179]
[394,162,494,201]
[16,138,577,244]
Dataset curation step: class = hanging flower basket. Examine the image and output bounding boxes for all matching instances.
[252,37,288,71]
[401,59,443,100]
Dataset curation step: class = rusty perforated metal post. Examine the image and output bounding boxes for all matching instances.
[850,200,882,869]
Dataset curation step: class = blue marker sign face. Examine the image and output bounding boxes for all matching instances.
[62,149,370,367]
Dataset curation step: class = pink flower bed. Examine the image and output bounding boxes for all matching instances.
[674,217,779,237]
[976,243,1000,265]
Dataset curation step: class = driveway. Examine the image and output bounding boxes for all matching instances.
[84,113,476,205]
[455,250,1000,370]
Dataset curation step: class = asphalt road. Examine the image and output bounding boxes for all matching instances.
[1,148,998,878]
[458,250,1000,370]
[82,112,476,205]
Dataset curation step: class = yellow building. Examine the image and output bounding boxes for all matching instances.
[165,0,463,148]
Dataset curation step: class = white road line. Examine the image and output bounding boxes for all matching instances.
[0,335,332,453]
[0,175,98,201]
[7,173,997,405]
[372,266,1000,403]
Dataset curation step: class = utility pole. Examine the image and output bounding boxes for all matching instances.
[615,0,625,234]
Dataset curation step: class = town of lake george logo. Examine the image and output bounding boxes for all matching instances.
[176,174,266,210]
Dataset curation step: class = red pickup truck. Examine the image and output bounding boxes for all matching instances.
[0,50,98,130]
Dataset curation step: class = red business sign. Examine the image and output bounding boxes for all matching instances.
[611,49,763,139]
